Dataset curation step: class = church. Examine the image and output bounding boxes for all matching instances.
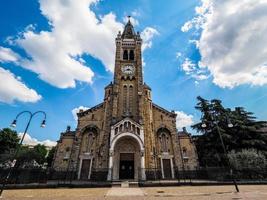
[52,19,198,181]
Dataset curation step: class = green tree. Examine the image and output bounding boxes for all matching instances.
[228,149,266,169]
[16,144,48,168]
[0,128,20,154]
[0,128,20,163]
[192,96,267,167]
[33,144,48,164]
[46,146,56,167]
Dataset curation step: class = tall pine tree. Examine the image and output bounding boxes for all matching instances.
[192,96,267,167]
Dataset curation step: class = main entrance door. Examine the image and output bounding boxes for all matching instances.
[119,153,134,179]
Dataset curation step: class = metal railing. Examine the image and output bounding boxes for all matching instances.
[0,167,267,185]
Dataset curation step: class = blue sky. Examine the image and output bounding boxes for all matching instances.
[0,0,267,145]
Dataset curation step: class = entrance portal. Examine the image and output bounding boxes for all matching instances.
[111,136,142,180]
[119,153,134,179]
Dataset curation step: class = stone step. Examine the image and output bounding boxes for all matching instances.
[112,181,139,188]
[121,181,129,188]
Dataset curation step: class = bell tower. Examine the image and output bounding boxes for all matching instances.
[112,17,143,121]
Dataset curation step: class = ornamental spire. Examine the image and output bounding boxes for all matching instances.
[122,15,136,39]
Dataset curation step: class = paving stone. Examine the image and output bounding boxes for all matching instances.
[106,188,145,196]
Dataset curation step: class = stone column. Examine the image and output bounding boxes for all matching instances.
[170,158,174,178]
[107,151,113,181]
[141,150,146,180]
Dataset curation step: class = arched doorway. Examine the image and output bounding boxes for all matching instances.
[113,136,140,180]
[108,133,146,181]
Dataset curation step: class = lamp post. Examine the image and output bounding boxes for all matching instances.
[201,111,239,192]
[0,111,46,197]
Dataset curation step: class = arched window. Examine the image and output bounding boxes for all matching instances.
[157,129,172,153]
[123,85,127,113]
[129,50,134,60]
[132,124,136,133]
[182,147,187,157]
[136,127,140,135]
[80,128,97,180]
[123,50,128,60]
[127,121,131,131]
[64,147,71,160]
[129,85,133,113]
[81,129,97,153]
[161,133,168,152]
[86,133,95,152]
[124,121,127,131]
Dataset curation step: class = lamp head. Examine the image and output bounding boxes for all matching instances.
[201,123,207,128]
[228,123,233,128]
[11,120,17,128]
[41,120,46,128]
[227,118,233,128]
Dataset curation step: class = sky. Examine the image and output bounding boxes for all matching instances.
[1,0,267,146]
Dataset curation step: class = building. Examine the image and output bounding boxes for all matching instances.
[52,19,198,181]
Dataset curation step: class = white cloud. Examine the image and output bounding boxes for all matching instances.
[181,58,209,80]
[175,111,194,129]
[18,133,57,147]
[181,0,212,32]
[181,58,196,74]
[4,0,157,89]
[182,0,267,88]
[189,40,199,48]
[0,46,20,63]
[0,67,41,103]
[71,106,90,121]
[7,0,124,88]
[141,27,159,51]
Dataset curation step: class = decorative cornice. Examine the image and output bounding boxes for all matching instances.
[152,103,176,118]
[77,102,104,117]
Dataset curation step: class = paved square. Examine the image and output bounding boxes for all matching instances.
[106,187,145,196]
[1,185,267,200]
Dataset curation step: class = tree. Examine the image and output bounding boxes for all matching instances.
[16,144,48,168]
[33,144,48,164]
[0,128,20,163]
[46,146,56,167]
[228,149,266,169]
[192,96,267,167]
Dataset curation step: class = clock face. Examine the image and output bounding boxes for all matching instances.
[121,64,135,75]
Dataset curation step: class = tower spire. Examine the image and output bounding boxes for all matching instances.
[122,15,135,39]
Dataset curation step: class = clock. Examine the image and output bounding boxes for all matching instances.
[121,64,135,75]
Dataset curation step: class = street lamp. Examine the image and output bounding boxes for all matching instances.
[201,123,207,128]
[0,111,46,197]
[201,111,239,193]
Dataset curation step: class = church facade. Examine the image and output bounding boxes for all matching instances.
[52,20,198,181]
